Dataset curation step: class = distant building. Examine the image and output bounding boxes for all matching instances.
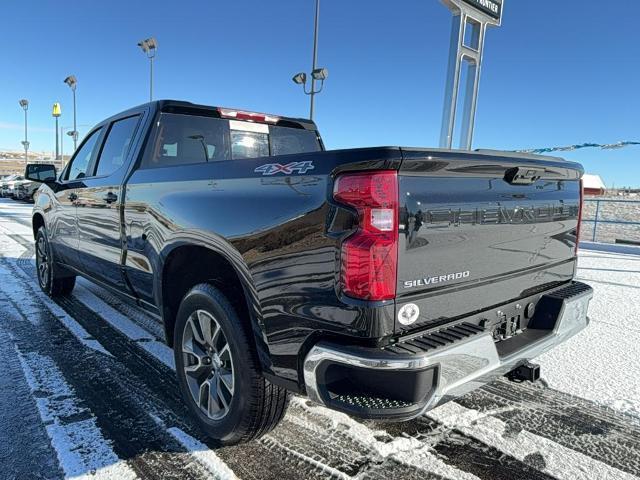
[582,174,606,196]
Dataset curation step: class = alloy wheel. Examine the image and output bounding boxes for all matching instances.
[36,234,50,289]
[182,309,235,420]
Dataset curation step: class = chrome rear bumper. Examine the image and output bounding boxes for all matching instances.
[303,282,593,419]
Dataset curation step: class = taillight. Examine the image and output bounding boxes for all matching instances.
[333,171,398,301]
[575,178,584,254]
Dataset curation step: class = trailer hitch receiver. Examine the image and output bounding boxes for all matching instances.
[507,362,541,383]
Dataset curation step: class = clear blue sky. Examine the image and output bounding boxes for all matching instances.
[1,0,637,187]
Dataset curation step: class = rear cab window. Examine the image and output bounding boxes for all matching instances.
[143,113,229,168]
[142,110,321,168]
[229,121,269,159]
[269,125,321,156]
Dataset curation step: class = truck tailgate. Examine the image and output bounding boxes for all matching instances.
[396,148,583,332]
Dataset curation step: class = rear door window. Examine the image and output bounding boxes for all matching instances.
[94,116,140,177]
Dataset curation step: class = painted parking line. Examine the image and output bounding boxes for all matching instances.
[71,284,175,369]
[1,228,173,368]
[167,427,239,480]
[15,345,138,480]
[0,255,112,357]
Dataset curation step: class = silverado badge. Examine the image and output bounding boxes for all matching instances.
[403,270,470,289]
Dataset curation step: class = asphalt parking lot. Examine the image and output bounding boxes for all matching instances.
[1,197,639,480]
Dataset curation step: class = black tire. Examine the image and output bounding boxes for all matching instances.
[35,227,76,297]
[174,283,289,445]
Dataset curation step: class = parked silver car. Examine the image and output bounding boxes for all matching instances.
[16,179,42,201]
[0,175,24,198]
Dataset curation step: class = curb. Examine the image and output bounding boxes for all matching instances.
[579,241,640,256]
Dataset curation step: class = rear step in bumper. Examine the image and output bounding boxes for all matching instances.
[303,281,593,420]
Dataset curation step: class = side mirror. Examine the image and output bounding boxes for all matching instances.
[25,163,57,184]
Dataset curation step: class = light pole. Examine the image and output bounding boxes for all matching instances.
[292,68,328,122]
[19,99,29,163]
[310,0,320,119]
[61,126,68,163]
[64,75,78,151]
[61,127,75,165]
[137,37,158,102]
[292,0,328,121]
[61,127,72,164]
[52,102,62,161]
[61,124,90,164]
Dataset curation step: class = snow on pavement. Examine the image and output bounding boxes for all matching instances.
[15,346,138,480]
[537,249,640,419]
[71,284,175,368]
[288,397,483,480]
[428,401,638,480]
[0,250,112,357]
[167,427,239,480]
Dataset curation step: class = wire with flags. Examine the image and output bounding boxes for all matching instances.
[516,141,640,155]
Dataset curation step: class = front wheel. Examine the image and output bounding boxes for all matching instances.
[174,283,289,445]
[35,227,76,297]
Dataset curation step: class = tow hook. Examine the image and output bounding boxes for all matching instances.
[507,362,541,383]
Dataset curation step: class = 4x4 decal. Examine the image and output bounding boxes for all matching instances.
[254,161,315,176]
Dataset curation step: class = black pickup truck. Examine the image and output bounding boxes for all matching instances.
[27,100,592,445]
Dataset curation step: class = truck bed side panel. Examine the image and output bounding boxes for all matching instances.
[123,148,402,384]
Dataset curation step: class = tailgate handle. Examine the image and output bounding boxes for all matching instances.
[504,167,544,185]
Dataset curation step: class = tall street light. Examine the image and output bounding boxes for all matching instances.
[61,127,75,165]
[292,67,328,122]
[19,99,29,163]
[310,0,320,118]
[64,75,78,151]
[137,37,158,102]
[61,124,90,164]
[292,0,328,121]
[60,126,72,164]
[52,102,62,161]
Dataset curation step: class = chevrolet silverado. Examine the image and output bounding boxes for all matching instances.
[26,100,592,445]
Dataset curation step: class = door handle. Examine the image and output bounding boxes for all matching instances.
[103,192,118,204]
[68,192,78,201]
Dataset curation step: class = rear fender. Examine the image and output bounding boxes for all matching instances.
[157,232,272,374]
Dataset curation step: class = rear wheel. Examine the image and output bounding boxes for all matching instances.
[174,283,289,445]
[35,227,76,297]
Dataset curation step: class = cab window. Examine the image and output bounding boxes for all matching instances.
[94,116,140,177]
[142,113,229,168]
[230,121,270,159]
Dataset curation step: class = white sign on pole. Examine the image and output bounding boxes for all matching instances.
[439,0,503,150]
